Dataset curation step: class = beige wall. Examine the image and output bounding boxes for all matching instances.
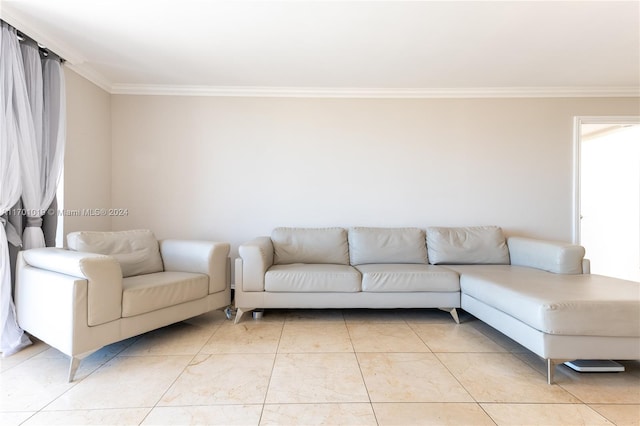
[63,68,112,236]
[110,95,639,259]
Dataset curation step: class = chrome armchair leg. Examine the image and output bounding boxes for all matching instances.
[68,357,81,382]
[224,305,236,320]
[67,349,100,382]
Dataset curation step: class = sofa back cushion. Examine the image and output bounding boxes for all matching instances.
[272,227,349,265]
[507,237,585,274]
[348,227,428,265]
[426,226,510,265]
[67,229,164,277]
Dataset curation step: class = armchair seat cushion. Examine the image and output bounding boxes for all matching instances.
[122,271,208,317]
[356,264,459,292]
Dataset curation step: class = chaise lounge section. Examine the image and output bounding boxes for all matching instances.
[450,237,640,384]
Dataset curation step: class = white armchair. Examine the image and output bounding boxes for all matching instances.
[15,230,230,381]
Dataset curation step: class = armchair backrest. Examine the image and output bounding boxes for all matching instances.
[67,229,164,277]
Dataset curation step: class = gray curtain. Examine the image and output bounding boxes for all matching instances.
[18,36,66,250]
[1,20,65,356]
[1,21,32,356]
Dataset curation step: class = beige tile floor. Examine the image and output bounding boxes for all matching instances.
[1,308,638,425]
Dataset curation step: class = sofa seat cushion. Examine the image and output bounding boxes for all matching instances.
[356,264,459,292]
[122,272,208,317]
[449,265,640,337]
[265,264,361,292]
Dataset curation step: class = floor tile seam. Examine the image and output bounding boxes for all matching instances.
[465,323,521,353]
[429,350,513,354]
[588,402,640,406]
[405,322,436,352]
[260,402,376,408]
[369,401,483,404]
[351,346,377,424]
[259,335,288,426]
[272,321,286,355]
[352,350,438,355]
[112,353,207,359]
[343,319,360,353]
[144,351,201,425]
[479,402,607,406]
[587,403,637,425]
[35,406,158,412]
[31,339,137,415]
[344,321,411,325]
[430,351,484,405]
[198,351,281,355]
[281,311,348,324]
[276,350,356,354]
[435,352,593,405]
[548,373,590,404]
[0,342,49,374]
[7,410,38,426]
[148,403,265,407]
[191,321,226,356]
[480,402,621,425]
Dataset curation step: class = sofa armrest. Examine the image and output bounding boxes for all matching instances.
[20,248,123,326]
[160,240,230,294]
[507,237,585,274]
[238,237,274,292]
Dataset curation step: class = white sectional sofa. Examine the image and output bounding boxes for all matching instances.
[235,226,640,383]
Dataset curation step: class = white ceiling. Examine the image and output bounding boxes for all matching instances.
[2,0,639,97]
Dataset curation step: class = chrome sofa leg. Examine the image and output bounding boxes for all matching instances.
[546,359,571,384]
[547,359,556,385]
[439,307,460,324]
[68,357,81,382]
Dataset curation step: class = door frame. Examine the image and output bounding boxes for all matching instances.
[572,115,640,244]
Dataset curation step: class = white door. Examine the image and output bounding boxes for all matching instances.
[575,117,640,282]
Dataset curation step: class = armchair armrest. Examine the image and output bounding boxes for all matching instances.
[238,237,274,292]
[20,248,123,326]
[507,237,585,274]
[160,240,230,293]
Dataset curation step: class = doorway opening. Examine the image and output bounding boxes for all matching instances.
[573,116,640,281]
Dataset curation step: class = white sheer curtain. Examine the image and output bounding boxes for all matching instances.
[19,39,65,250]
[1,21,32,356]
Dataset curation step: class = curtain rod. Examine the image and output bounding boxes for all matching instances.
[17,30,65,63]
[1,19,65,63]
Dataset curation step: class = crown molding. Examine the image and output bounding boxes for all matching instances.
[2,9,638,99]
[63,63,112,94]
[110,84,640,98]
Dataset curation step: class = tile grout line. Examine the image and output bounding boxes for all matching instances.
[136,320,226,425]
